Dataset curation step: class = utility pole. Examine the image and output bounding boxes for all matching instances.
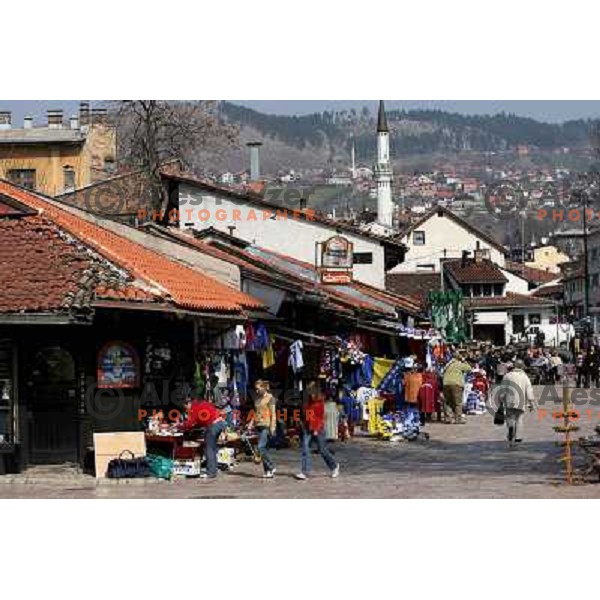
[583,190,590,318]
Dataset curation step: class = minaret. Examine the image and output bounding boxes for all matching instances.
[351,138,356,179]
[374,100,393,228]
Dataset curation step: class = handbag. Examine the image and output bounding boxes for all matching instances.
[106,450,151,479]
[493,402,505,426]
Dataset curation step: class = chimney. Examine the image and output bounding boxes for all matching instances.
[474,240,483,263]
[79,102,90,127]
[247,141,262,181]
[91,107,108,125]
[0,111,11,129]
[47,109,63,129]
[23,116,33,129]
[461,250,469,268]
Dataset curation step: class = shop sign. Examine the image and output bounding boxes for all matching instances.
[97,341,140,389]
[321,270,352,285]
[321,235,354,269]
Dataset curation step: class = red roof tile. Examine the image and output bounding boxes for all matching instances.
[0,215,92,313]
[444,258,507,284]
[505,261,557,284]
[0,180,264,314]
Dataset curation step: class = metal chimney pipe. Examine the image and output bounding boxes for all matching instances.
[247,141,262,181]
[23,116,33,129]
[0,111,11,129]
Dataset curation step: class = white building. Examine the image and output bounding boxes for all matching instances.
[163,173,405,289]
[443,254,556,345]
[389,205,506,273]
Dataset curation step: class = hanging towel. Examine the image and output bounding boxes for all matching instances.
[371,357,396,389]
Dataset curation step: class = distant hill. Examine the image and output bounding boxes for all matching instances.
[220,101,599,169]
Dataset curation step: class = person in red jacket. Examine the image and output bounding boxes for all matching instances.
[295,381,340,480]
[182,398,226,479]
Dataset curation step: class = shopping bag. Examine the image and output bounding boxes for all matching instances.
[493,402,505,426]
[146,454,174,480]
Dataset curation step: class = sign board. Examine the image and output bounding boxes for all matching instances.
[97,341,140,389]
[321,270,352,285]
[321,235,354,269]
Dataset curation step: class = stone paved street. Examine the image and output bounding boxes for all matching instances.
[2,387,600,498]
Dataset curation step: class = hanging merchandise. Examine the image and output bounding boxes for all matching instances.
[289,340,305,374]
[325,401,339,440]
[245,323,256,350]
[340,387,361,424]
[235,325,247,349]
[427,290,467,343]
[403,369,423,405]
[261,335,276,370]
[233,352,248,402]
[371,357,396,389]
[349,354,374,388]
[254,323,270,351]
[216,355,229,386]
[339,338,366,365]
[367,396,385,435]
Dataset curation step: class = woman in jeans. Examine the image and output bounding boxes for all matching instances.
[250,380,277,478]
[295,381,340,480]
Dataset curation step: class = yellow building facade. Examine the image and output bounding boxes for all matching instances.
[0,105,116,197]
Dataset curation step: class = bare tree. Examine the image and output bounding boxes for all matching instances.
[111,100,238,209]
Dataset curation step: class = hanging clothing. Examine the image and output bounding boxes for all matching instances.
[289,340,305,373]
[262,336,276,370]
[254,323,270,351]
[372,357,396,389]
[418,371,439,414]
[325,401,339,440]
[216,356,228,386]
[403,372,423,404]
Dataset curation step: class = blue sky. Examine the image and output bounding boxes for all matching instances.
[1,100,599,124]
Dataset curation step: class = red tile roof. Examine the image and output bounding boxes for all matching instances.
[532,283,563,298]
[0,180,264,314]
[0,215,92,313]
[144,225,422,318]
[385,272,441,301]
[444,258,507,284]
[505,261,557,285]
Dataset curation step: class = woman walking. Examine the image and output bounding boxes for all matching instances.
[295,381,340,480]
[249,380,277,478]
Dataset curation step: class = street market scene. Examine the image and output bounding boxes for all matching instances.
[1,100,600,499]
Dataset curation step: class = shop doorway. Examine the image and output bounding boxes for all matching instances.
[28,347,78,464]
[473,324,506,346]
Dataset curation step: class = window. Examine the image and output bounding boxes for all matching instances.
[472,284,482,297]
[353,252,373,265]
[104,157,116,174]
[493,283,503,296]
[413,230,426,245]
[483,284,492,297]
[529,313,541,325]
[7,169,35,190]
[593,274,599,288]
[592,248,599,262]
[63,166,75,192]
